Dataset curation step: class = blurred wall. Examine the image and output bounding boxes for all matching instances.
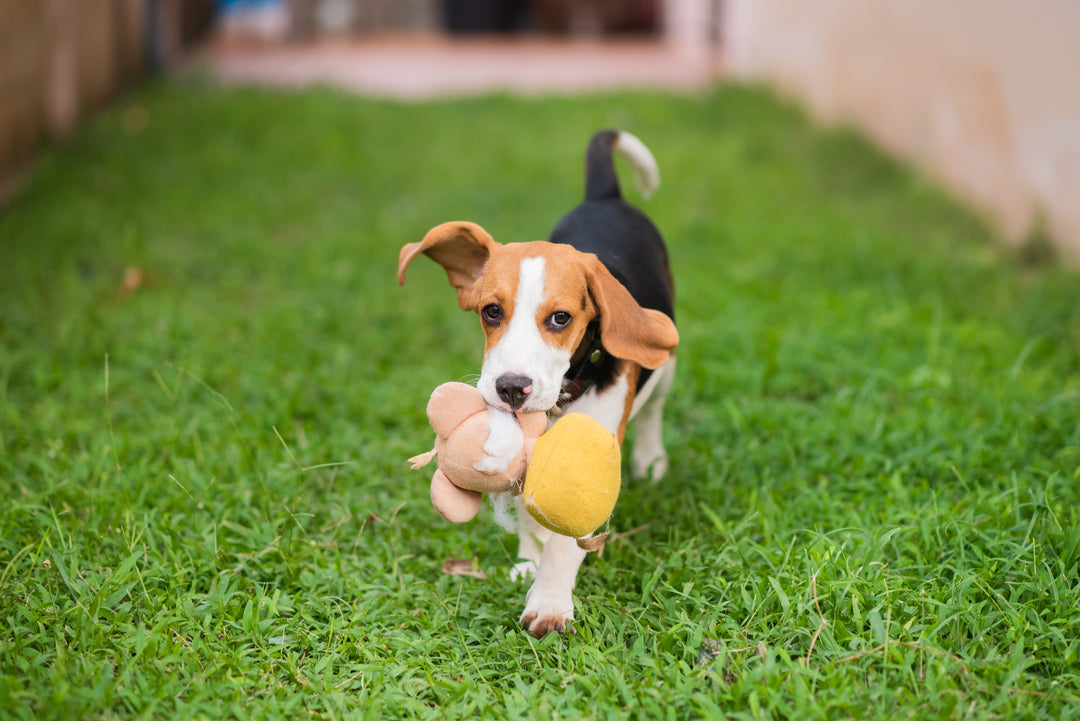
[725,0,1080,258]
[0,0,214,200]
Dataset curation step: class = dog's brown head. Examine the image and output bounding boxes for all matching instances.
[398,221,677,412]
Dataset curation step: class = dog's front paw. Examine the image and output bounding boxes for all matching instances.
[521,611,574,638]
[519,584,575,638]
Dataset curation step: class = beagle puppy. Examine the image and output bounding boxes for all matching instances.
[398,130,678,637]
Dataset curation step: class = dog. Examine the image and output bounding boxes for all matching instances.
[397,129,678,637]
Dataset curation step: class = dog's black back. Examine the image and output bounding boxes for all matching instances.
[548,130,675,323]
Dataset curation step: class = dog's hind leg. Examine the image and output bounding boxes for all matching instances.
[630,358,676,481]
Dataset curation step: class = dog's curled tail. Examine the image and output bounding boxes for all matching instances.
[584,129,660,202]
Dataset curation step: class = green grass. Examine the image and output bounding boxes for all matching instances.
[1,78,1079,719]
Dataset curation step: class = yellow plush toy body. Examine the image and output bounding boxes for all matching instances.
[523,412,622,539]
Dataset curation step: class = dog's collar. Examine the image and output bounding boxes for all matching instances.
[558,324,606,407]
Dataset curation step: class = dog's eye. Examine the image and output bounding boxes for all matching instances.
[548,311,572,330]
[481,304,503,325]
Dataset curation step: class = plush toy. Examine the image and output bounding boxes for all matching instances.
[409,383,623,541]
[522,412,622,539]
[409,382,548,523]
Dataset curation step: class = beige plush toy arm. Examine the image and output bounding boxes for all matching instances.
[408,449,437,469]
[515,410,550,463]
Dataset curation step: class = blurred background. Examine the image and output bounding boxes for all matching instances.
[1,0,1078,259]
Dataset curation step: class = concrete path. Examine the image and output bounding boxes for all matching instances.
[204,35,722,99]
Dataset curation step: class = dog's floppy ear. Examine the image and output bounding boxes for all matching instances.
[585,257,678,369]
[398,221,500,310]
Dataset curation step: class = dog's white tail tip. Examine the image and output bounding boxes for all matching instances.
[615,131,660,199]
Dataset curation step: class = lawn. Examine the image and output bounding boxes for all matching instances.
[1,78,1079,720]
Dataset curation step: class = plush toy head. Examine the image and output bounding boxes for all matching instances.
[522,412,622,539]
[410,382,547,523]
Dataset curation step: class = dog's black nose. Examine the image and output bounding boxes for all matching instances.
[495,374,533,410]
